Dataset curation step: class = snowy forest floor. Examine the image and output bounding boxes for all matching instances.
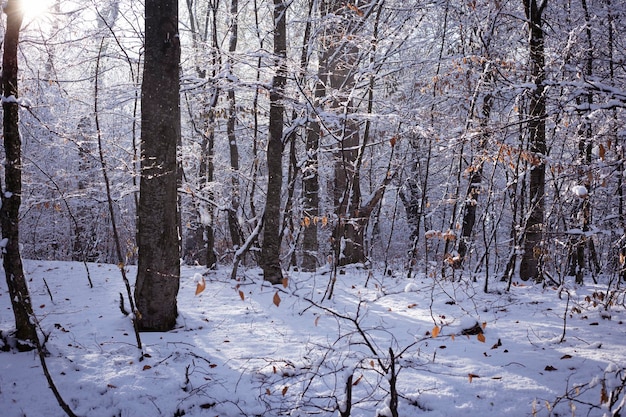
[1,260,625,417]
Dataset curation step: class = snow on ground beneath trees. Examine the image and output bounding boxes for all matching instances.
[1,260,625,417]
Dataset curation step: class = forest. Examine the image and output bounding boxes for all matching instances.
[1,0,626,416]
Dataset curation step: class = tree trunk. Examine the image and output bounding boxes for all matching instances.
[227,0,243,249]
[520,0,547,282]
[135,0,181,331]
[1,0,37,349]
[260,0,287,284]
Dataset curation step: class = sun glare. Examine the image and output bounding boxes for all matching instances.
[22,0,55,21]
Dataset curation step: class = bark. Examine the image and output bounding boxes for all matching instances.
[135,0,181,331]
[227,0,243,249]
[260,0,287,284]
[520,0,547,281]
[301,0,321,271]
[1,0,37,349]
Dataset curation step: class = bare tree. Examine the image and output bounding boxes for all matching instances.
[520,0,547,281]
[1,0,38,350]
[260,0,287,284]
[135,0,181,330]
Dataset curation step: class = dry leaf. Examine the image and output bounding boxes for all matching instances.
[266,388,271,395]
[273,292,281,307]
[601,380,609,403]
[195,276,206,295]
[598,143,606,161]
[477,333,486,343]
[282,277,289,288]
[142,365,152,371]
[282,386,288,396]
[314,316,320,327]
[431,326,440,338]
[390,136,397,147]
[468,373,480,383]
[239,290,245,301]
[352,374,363,386]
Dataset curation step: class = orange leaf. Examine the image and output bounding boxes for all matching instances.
[195,276,206,295]
[273,292,281,307]
[598,143,606,161]
[282,277,289,288]
[477,333,486,343]
[239,290,245,301]
[431,326,440,338]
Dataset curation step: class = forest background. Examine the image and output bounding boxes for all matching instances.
[5,0,625,286]
[1,0,626,415]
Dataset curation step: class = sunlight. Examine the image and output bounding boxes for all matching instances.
[21,0,55,21]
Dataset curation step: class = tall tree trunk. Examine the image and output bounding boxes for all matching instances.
[1,0,37,349]
[302,75,323,271]
[520,0,547,282]
[260,0,287,284]
[135,0,181,331]
[227,0,243,249]
[321,0,365,266]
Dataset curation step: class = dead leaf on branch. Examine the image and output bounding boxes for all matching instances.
[273,292,281,307]
[431,326,440,338]
[195,276,206,296]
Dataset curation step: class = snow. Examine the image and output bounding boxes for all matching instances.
[1,260,625,416]
[571,185,588,198]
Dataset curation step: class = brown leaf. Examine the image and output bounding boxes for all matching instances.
[477,333,486,343]
[195,276,206,295]
[468,373,480,383]
[273,292,281,307]
[601,380,609,403]
[560,354,572,360]
[352,374,363,386]
[314,316,320,327]
[390,136,397,147]
[431,326,440,338]
[239,290,245,301]
[282,386,289,396]
[282,277,289,288]
[598,143,606,161]
[142,365,152,371]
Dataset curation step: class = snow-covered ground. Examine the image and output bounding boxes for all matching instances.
[1,260,625,416]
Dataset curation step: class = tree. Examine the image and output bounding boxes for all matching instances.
[135,0,181,331]
[1,0,38,349]
[519,0,547,282]
[260,0,287,284]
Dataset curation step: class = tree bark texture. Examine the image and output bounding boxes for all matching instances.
[135,0,181,331]
[260,0,287,284]
[520,0,547,281]
[1,0,38,348]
